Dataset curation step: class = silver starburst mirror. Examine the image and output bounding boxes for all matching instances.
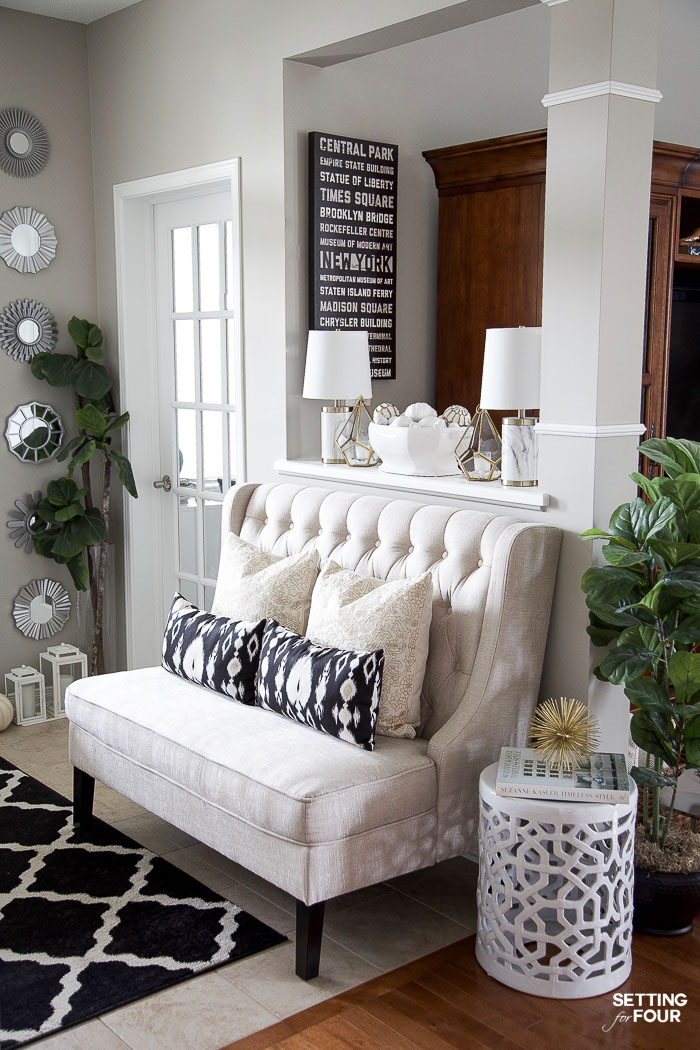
[5,402,63,463]
[13,578,71,640]
[0,299,57,362]
[7,491,43,553]
[0,109,50,178]
[0,206,57,274]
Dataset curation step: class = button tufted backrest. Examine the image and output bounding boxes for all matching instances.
[225,482,559,739]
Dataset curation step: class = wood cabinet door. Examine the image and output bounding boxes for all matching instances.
[435,181,544,419]
[641,194,675,448]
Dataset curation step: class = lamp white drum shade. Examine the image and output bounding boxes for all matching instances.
[302,330,372,401]
[479,327,541,410]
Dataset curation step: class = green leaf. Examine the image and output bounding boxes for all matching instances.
[607,503,637,545]
[630,472,663,500]
[630,496,678,545]
[597,644,656,684]
[68,439,97,473]
[683,715,700,768]
[72,359,113,399]
[624,677,671,714]
[587,623,621,647]
[111,449,138,498]
[72,507,108,547]
[87,324,103,347]
[54,501,85,522]
[639,437,700,478]
[602,545,652,568]
[66,554,89,591]
[649,539,700,568]
[581,565,640,605]
[631,766,677,789]
[669,611,700,646]
[630,710,676,763]
[33,529,57,557]
[75,404,106,439]
[50,524,87,560]
[56,435,85,463]
[32,353,78,387]
[674,703,700,720]
[668,651,700,704]
[106,411,129,432]
[580,528,615,541]
[84,344,103,361]
[67,316,90,350]
[35,498,57,525]
[661,564,700,598]
[47,477,80,508]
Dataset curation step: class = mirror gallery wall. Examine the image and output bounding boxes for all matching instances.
[0,10,97,674]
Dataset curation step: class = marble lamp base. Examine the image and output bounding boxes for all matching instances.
[501,416,537,486]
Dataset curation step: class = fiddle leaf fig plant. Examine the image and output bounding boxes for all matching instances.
[581,437,700,854]
[31,317,137,675]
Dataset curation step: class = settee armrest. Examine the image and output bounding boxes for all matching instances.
[427,521,561,858]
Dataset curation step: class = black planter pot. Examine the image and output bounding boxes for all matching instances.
[634,865,700,935]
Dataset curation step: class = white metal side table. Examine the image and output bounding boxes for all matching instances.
[476,762,636,999]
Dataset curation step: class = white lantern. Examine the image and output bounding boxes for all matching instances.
[4,664,46,725]
[39,643,88,718]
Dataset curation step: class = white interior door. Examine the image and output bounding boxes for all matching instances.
[154,192,239,619]
[114,161,244,670]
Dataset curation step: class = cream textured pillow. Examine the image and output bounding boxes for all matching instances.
[211,534,319,635]
[305,560,433,739]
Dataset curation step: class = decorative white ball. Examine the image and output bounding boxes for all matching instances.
[405,402,437,422]
[389,414,412,427]
[0,693,13,731]
[373,402,400,425]
[442,404,472,427]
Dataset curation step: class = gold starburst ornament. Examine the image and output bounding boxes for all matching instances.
[529,696,600,771]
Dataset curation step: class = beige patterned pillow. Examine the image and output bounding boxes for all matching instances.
[212,534,319,635]
[305,560,433,739]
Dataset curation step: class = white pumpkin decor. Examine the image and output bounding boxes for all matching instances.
[0,693,13,731]
[372,402,400,425]
[405,401,437,422]
[442,404,472,428]
[389,414,412,427]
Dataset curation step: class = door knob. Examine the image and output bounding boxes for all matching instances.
[153,474,172,492]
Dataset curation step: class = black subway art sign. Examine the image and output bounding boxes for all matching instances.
[309,132,398,380]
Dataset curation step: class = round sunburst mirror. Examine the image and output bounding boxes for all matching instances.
[13,578,71,640]
[5,402,63,463]
[0,299,57,362]
[0,109,50,179]
[6,491,43,553]
[0,206,57,274]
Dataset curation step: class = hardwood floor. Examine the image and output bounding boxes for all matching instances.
[223,930,700,1049]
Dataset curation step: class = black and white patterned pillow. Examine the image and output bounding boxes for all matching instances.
[256,619,384,750]
[162,594,266,704]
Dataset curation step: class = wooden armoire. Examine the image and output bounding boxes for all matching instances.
[423,131,700,443]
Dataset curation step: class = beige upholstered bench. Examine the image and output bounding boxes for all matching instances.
[66,482,561,978]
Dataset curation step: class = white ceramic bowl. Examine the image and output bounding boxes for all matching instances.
[368,421,467,476]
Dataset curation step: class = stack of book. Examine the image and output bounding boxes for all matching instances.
[495,747,630,803]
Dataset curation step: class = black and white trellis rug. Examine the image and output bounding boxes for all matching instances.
[0,757,286,1049]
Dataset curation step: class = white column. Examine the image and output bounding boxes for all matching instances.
[537,0,660,749]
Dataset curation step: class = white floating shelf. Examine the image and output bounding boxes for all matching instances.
[274,459,550,511]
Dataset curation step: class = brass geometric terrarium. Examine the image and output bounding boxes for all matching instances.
[336,396,379,467]
[455,406,501,481]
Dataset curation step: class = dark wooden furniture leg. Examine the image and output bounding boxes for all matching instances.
[73,768,95,829]
[296,900,325,979]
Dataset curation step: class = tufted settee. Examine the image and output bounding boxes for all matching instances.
[66,482,561,978]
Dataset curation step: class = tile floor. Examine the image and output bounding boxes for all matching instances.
[0,718,479,1050]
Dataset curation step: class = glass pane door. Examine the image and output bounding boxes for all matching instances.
[158,197,238,612]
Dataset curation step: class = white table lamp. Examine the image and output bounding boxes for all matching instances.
[303,330,373,464]
[480,326,541,486]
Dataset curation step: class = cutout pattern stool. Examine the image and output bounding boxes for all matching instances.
[476,763,636,999]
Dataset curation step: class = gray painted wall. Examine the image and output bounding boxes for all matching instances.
[0,10,97,680]
[283,4,550,459]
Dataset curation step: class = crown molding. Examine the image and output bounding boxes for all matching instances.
[542,81,662,108]
[535,422,647,439]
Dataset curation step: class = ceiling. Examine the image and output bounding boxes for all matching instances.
[0,0,143,23]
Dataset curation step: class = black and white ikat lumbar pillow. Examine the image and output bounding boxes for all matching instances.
[256,619,384,750]
[162,594,266,704]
